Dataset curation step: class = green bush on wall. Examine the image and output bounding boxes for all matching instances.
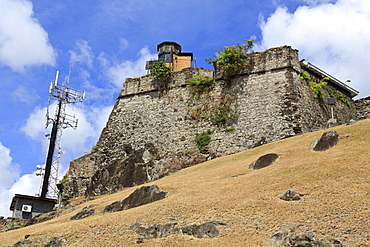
[195,130,213,153]
[149,61,173,88]
[187,76,216,94]
[299,71,328,98]
[206,39,254,82]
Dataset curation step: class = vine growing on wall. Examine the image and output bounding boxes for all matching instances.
[206,39,254,82]
[208,94,239,124]
[188,93,238,125]
[336,92,351,106]
[300,70,351,107]
[149,61,173,94]
[299,71,329,98]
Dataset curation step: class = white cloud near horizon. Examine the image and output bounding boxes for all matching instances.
[0,142,20,217]
[258,0,370,98]
[0,0,56,72]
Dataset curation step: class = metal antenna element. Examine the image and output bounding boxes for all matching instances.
[37,70,85,199]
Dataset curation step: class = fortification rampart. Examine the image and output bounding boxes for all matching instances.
[62,46,357,202]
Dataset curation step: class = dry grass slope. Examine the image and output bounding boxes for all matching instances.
[1,120,370,247]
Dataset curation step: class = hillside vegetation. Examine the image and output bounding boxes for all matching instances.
[1,120,370,246]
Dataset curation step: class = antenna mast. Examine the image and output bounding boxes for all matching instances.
[37,69,85,199]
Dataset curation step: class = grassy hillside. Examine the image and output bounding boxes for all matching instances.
[1,120,370,246]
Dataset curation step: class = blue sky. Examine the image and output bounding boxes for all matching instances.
[0,0,369,216]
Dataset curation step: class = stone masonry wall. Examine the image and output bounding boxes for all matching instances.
[62,46,356,201]
[62,153,97,202]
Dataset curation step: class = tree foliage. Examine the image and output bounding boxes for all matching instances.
[187,76,216,94]
[149,61,173,87]
[206,39,254,81]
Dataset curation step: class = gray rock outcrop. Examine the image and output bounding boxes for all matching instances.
[249,153,279,170]
[44,237,66,247]
[70,204,97,220]
[313,131,339,151]
[182,221,226,238]
[279,189,302,201]
[103,184,167,213]
[132,222,181,239]
[269,225,343,247]
[129,221,226,240]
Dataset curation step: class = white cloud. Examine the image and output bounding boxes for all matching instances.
[9,172,41,198]
[0,142,20,217]
[0,171,41,218]
[0,142,19,191]
[12,85,40,104]
[301,0,335,5]
[21,106,48,142]
[257,0,370,98]
[98,46,157,88]
[119,38,129,53]
[0,0,56,72]
[21,102,112,172]
[69,40,95,69]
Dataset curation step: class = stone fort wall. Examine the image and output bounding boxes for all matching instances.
[62,46,356,202]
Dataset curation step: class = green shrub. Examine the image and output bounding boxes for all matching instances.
[149,61,173,88]
[91,146,98,153]
[208,94,239,124]
[60,174,67,185]
[225,127,235,132]
[188,94,239,124]
[195,130,213,153]
[326,87,335,97]
[336,92,351,106]
[187,76,216,94]
[300,71,328,98]
[206,39,254,82]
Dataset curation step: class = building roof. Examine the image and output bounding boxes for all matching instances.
[300,59,359,98]
[9,194,56,211]
[157,41,182,52]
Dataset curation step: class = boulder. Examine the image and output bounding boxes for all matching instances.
[269,225,343,247]
[279,189,302,201]
[134,222,180,239]
[44,237,66,247]
[129,221,226,239]
[103,184,167,213]
[182,221,226,238]
[70,204,97,220]
[249,153,279,170]
[313,131,339,151]
[70,209,96,220]
[12,239,34,247]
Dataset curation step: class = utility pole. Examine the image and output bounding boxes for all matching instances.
[37,69,85,199]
